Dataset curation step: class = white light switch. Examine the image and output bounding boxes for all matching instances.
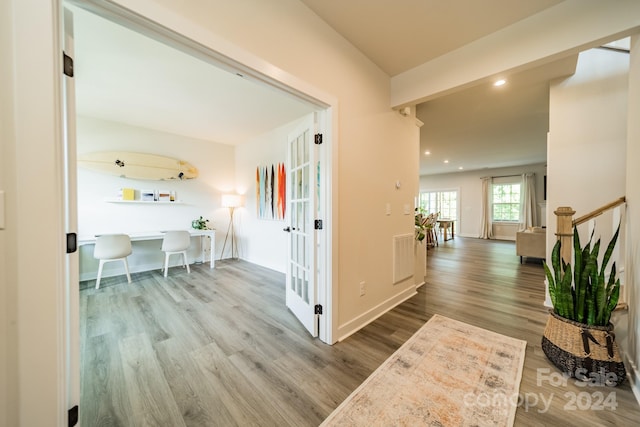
[0,191,5,229]
[385,203,391,215]
[403,204,411,215]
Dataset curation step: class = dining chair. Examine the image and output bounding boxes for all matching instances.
[161,230,191,277]
[93,234,132,289]
[426,213,438,247]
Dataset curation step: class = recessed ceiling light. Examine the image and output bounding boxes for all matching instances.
[444,160,449,164]
[458,166,464,170]
[424,150,431,155]
[494,79,506,87]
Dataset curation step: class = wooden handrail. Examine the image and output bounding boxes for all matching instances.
[554,196,626,264]
[572,197,626,226]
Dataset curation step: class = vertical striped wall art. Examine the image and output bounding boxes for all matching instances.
[256,163,286,220]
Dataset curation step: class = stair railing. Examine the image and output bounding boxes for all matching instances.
[553,196,627,307]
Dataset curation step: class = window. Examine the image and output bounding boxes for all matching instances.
[418,190,457,220]
[492,183,521,221]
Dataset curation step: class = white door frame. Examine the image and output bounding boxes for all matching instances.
[62,6,81,420]
[56,2,338,414]
[315,109,334,344]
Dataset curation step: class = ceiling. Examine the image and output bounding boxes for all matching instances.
[72,1,581,175]
[417,55,577,175]
[298,0,566,77]
[71,5,317,145]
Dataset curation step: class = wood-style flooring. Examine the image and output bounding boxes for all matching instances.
[80,237,640,426]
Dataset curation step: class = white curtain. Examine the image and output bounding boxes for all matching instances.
[480,177,493,239]
[519,172,537,231]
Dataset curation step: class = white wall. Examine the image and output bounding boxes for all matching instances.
[548,45,634,385]
[6,1,639,424]
[126,0,421,340]
[0,0,15,424]
[420,163,547,240]
[4,1,65,425]
[76,116,235,279]
[624,34,640,402]
[547,47,628,254]
[234,116,306,273]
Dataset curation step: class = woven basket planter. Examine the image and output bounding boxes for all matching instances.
[541,310,626,386]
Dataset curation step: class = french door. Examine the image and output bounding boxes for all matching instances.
[285,114,319,337]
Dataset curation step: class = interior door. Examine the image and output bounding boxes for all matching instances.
[62,6,80,424]
[285,114,318,337]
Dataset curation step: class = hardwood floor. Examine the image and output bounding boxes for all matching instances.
[80,237,639,426]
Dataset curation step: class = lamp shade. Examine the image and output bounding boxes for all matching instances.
[221,194,243,208]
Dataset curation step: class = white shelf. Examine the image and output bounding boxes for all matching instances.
[105,198,184,204]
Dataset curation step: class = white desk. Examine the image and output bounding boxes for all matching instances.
[78,229,216,268]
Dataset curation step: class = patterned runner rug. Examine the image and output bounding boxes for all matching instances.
[322,314,527,426]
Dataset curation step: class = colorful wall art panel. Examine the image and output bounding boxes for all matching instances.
[257,163,286,220]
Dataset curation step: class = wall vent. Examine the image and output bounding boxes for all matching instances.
[393,234,414,284]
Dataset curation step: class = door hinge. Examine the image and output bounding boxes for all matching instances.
[314,219,323,230]
[314,304,323,315]
[314,133,323,145]
[68,405,78,426]
[63,52,74,77]
[66,232,77,254]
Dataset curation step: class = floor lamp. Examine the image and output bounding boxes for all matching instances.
[220,194,242,260]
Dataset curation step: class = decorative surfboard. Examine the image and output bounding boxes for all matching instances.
[78,151,198,181]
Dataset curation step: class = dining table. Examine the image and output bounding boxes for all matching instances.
[436,219,455,241]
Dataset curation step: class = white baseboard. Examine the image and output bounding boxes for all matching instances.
[492,235,516,241]
[457,233,516,240]
[336,286,417,342]
[80,262,156,282]
[624,353,640,406]
[238,255,284,274]
[444,234,519,241]
[79,260,212,282]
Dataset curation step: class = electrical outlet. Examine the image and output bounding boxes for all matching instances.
[359,281,366,296]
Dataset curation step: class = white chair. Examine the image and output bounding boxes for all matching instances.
[93,234,132,289]
[161,230,191,277]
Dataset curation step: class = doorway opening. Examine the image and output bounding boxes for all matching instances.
[61,0,336,421]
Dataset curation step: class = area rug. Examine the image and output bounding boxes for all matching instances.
[322,314,527,426]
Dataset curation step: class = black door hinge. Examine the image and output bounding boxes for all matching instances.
[314,304,323,315]
[63,52,74,77]
[314,219,323,230]
[66,232,77,254]
[68,405,78,426]
[314,133,323,145]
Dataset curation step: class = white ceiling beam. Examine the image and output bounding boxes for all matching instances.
[391,0,640,108]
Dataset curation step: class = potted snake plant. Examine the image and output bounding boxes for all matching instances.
[542,224,626,386]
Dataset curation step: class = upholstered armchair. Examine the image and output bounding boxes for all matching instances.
[516,227,546,263]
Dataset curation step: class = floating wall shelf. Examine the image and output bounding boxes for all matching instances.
[105,198,184,205]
